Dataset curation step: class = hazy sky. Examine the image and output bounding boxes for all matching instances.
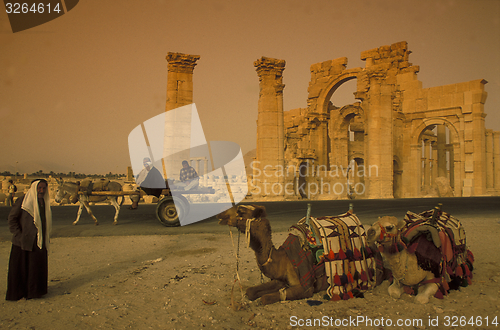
[1,0,499,174]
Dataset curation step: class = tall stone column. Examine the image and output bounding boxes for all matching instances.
[486,130,494,189]
[423,139,431,187]
[431,141,438,184]
[364,73,394,199]
[493,131,500,191]
[409,143,421,197]
[437,125,447,177]
[165,52,200,111]
[254,57,286,198]
[164,53,200,179]
[462,79,487,196]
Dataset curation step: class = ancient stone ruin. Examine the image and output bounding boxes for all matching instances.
[252,41,499,199]
[165,42,500,200]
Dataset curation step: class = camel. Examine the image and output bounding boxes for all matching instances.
[217,204,327,305]
[367,211,474,304]
[217,204,377,305]
[367,216,439,304]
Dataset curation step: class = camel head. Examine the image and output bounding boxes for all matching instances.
[367,216,406,248]
[217,204,267,226]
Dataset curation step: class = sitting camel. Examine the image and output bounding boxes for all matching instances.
[217,204,328,305]
[218,204,378,305]
[367,211,474,304]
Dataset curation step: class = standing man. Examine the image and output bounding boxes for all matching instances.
[6,179,16,207]
[6,179,52,301]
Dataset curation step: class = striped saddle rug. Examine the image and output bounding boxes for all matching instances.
[402,209,474,298]
[290,212,377,301]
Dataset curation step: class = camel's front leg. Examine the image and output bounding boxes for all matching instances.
[415,274,439,304]
[110,198,120,225]
[246,280,285,301]
[388,278,404,299]
[260,285,313,305]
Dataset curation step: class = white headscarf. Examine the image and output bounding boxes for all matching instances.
[135,158,153,186]
[21,180,52,250]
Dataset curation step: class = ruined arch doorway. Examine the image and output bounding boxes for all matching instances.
[418,124,455,196]
[329,79,358,109]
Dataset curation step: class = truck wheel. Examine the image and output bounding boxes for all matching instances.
[156,196,189,227]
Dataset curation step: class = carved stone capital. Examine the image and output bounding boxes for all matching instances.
[166,52,200,73]
[254,57,286,77]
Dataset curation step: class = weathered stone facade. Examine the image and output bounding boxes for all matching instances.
[252,41,500,199]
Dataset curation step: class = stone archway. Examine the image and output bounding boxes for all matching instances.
[409,118,462,197]
[312,69,362,115]
[329,103,365,172]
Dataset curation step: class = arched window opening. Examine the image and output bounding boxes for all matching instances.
[420,124,454,194]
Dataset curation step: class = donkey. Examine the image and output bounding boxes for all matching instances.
[54,178,123,225]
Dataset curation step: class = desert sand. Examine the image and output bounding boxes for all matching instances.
[1,214,499,330]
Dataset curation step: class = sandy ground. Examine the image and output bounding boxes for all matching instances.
[0,215,499,330]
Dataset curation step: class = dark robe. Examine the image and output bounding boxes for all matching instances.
[6,197,48,301]
[137,166,166,198]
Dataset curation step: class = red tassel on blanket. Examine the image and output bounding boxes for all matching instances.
[347,272,354,283]
[334,273,342,286]
[327,249,335,261]
[342,292,349,300]
[360,270,368,282]
[353,247,362,260]
[331,294,341,301]
[347,291,354,299]
[338,248,346,260]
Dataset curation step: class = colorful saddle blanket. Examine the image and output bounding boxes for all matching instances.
[402,209,474,298]
[279,234,328,294]
[290,212,376,301]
